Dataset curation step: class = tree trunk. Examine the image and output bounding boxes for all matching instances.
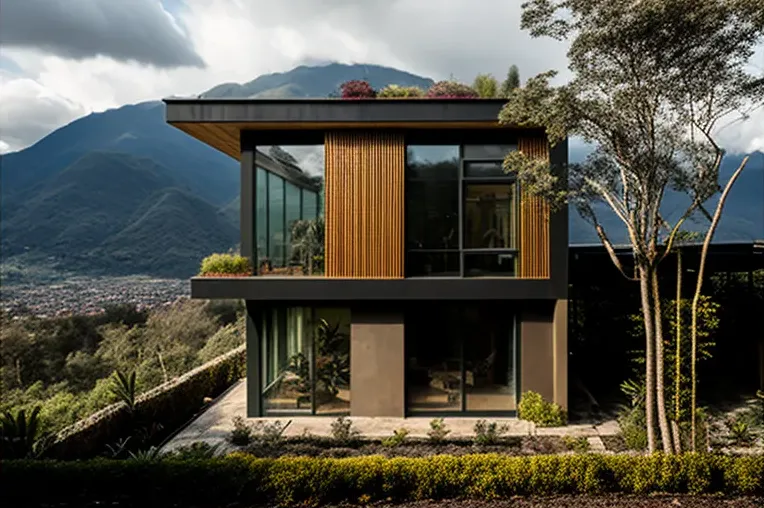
[652,268,674,453]
[639,265,657,452]
[690,156,749,451]
[674,247,683,453]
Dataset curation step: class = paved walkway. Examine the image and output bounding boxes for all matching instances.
[163,379,620,453]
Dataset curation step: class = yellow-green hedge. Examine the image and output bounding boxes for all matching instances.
[199,253,252,276]
[2,453,762,506]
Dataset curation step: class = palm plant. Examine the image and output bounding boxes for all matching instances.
[1,406,48,459]
[110,369,137,413]
[290,217,325,275]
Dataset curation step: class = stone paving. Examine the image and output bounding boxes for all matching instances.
[163,379,620,453]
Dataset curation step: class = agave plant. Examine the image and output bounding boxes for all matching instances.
[110,369,137,413]
[0,406,49,459]
[127,446,162,462]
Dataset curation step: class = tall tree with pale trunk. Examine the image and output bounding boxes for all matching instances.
[500,0,764,453]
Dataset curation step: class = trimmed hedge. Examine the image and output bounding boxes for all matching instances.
[199,253,252,276]
[46,345,246,459]
[2,453,762,506]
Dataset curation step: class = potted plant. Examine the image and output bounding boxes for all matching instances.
[198,253,252,277]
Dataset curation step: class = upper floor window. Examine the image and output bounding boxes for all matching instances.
[255,145,324,275]
[406,143,518,277]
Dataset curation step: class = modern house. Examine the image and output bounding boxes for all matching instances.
[163,98,568,418]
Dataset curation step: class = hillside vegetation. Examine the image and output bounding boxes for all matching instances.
[0,299,245,435]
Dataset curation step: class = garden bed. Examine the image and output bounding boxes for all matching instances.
[242,435,569,458]
[328,497,764,508]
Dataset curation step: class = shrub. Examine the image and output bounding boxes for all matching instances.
[726,417,754,447]
[4,454,763,506]
[339,80,376,99]
[381,428,409,447]
[473,419,509,445]
[252,420,291,447]
[330,416,360,444]
[426,80,479,98]
[199,253,252,276]
[472,73,499,98]
[165,441,221,460]
[378,84,425,98]
[427,418,451,442]
[518,391,567,427]
[562,435,591,453]
[228,416,254,446]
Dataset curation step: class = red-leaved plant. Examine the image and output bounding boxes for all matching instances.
[426,81,479,99]
[339,80,377,99]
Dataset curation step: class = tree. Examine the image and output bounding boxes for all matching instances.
[501,0,764,453]
[473,73,500,98]
[500,65,521,97]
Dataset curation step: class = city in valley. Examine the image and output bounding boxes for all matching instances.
[0,277,189,318]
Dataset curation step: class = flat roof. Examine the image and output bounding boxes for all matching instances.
[162,98,527,159]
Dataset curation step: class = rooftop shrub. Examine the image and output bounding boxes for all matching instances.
[378,84,425,98]
[3,453,763,506]
[426,80,479,98]
[199,253,252,277]
[339,80,376,99]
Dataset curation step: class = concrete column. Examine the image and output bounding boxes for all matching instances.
[553,299,568,409]
[520,310,554,403]
[350,311,405,417]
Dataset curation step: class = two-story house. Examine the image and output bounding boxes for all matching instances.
[164,98,568,418]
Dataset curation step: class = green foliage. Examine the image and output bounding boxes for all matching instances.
[330,416,360,445]
[518,391,567,427]
[5,454,763,506]
[0,406,48,459]
[472,74,499,98]
[725,417,754,447]
[109,370,137,413]
[199,253,252,276]
[562,436,591,453]
[378,84,425,98]
[197,316,245,364]
[165,441,221,460]
[252,420,291,447]
[228,416,254,446]
[500,64,521,97]
[127,446,161,462]
[381,428,410,447]
[619,404,648,451]
[427,418,451,442]
[315,319,350,398]
[426,80,479,98]
[473,419,509,445]
[289,217,325,275]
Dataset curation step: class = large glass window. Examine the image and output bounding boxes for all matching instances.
[261,307,350,415]
[405,142,519,277]
[406,146,460,276]
[254,145,324,275]
[406,303,517,413]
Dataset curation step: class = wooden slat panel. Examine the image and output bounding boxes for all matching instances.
[518,136,551,279]
[325,131,405,278]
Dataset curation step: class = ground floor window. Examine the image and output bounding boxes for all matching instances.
[406,303,517,414]
[260,307,350,415]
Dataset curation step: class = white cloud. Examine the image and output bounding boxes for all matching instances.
[0,0,761,156]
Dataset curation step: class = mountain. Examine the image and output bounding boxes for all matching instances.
[0,63,437,280]
[203,62,434,98]
[569,151,764,244]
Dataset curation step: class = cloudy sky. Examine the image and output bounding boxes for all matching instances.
[0,0,762,155]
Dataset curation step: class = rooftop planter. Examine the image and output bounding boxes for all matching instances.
[199,253,253,278]
[338,80,480,100]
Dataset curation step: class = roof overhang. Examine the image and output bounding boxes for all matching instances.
[162,98,515,159]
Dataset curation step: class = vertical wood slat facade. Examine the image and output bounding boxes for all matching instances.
[325,131,405,278]
[518,136,551,278]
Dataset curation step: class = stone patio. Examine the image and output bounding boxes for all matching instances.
[162,379,620,453]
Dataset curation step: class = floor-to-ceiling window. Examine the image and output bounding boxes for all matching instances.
[406,303,517,414]
[261,306,351,415]
[405,142,519,277]
[254,145,323,274]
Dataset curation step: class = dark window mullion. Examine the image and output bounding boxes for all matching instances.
[458,145,465,277]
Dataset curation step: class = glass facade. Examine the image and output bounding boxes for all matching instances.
[406,143,519,277]
[406,303,517,413]
[261,307,351,415]
[254,145,323,274]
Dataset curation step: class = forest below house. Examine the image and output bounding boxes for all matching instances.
[0,299,245,435]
